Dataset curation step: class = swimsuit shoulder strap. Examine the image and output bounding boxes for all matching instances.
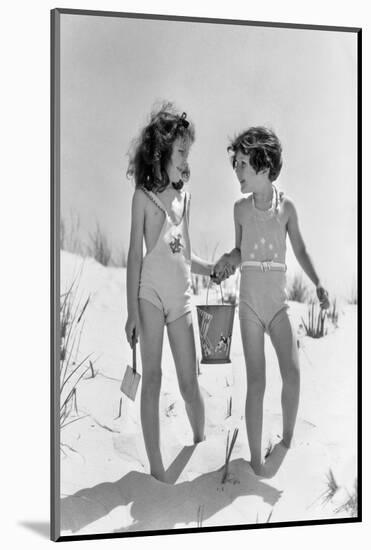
[141,186,189,226]
[173,191,188,226]
[185,192,191,220]
[271,184,285,210]
[183,191,189,216]
[140,187,168,216]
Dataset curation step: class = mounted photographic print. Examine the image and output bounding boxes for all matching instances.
[51,8,361,542]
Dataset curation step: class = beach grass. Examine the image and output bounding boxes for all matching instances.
[61,214,129,269]
[87,359,97,379]
[320,469,339,505]
[348,282,358,305]
[88,222,112,266]
[191,273,210,295]
[256,508,274,523]
[191,274,202,295]
[221,428,239,484]
[197,504,204,528]
[221,284,238,305]
[301,303,327,338]
[60,271,94,430]
[115,398,123,420]
[319,471,357,518]
[327,298,339,328]
[60,214,87,257]
[335,479,358,517]
[111,246,128,268]
[192,241,221,295]
[226,397,232,419]
[286,272,310,303]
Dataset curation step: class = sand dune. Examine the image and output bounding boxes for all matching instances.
[59,251,357,536]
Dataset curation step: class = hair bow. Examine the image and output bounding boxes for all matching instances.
[178,112,189,129]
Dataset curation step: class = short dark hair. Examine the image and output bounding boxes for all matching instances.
[127,102,195,192]
[228,126,282,182]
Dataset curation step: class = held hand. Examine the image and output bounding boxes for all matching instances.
[125,316,139,347]
[211,264,235,284]
[316,285,330,310]
[211,254,236,284]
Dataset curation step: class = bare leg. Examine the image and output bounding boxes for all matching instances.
[269,309,300,448]
[138,299,166,481]
[240,316,266,475]
[167,312,205,443]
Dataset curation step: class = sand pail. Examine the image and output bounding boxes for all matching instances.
[196,284,236,364]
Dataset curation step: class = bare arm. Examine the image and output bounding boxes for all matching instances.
[191,252,214,276]
[125,189,145,345]
[229,201,242,267]
[212,202,242,282]
[286,199,329,308]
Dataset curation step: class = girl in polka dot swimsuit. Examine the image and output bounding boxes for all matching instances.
[213,127,329,476]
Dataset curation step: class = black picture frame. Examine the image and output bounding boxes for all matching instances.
[51,8,361,542]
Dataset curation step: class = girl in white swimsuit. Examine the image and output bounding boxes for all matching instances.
[125,103,224,482]
[139,187,193,324]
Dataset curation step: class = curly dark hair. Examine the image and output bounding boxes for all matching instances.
[127,102,196,192]
[227,126,283,182]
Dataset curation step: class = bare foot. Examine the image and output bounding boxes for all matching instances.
[150,465,167,483]
[281,436,296,449]
[250,459,267,477]
[148,450,167,482]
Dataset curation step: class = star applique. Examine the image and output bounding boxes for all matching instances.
[260,237,266,245]
[268,243,274,250]
[169,234,183,254]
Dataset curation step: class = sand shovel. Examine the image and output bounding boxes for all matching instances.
[120,341,141,401]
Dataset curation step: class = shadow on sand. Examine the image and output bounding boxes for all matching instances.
[263,442,288,479]
[61,445,285,534]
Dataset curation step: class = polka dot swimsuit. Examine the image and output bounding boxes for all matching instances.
[239,186,288,332]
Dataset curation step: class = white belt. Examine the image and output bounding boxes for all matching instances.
[241,260,287,272]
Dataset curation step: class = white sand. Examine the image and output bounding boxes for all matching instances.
[59,251,357,536]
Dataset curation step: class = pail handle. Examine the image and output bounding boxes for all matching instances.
[206,280,225,305]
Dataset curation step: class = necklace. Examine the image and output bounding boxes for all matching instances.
[252,185,278,221]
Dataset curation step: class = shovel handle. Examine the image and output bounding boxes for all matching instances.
[132,341,137,374]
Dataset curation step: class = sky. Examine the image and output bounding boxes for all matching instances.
[60,13,358,298]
